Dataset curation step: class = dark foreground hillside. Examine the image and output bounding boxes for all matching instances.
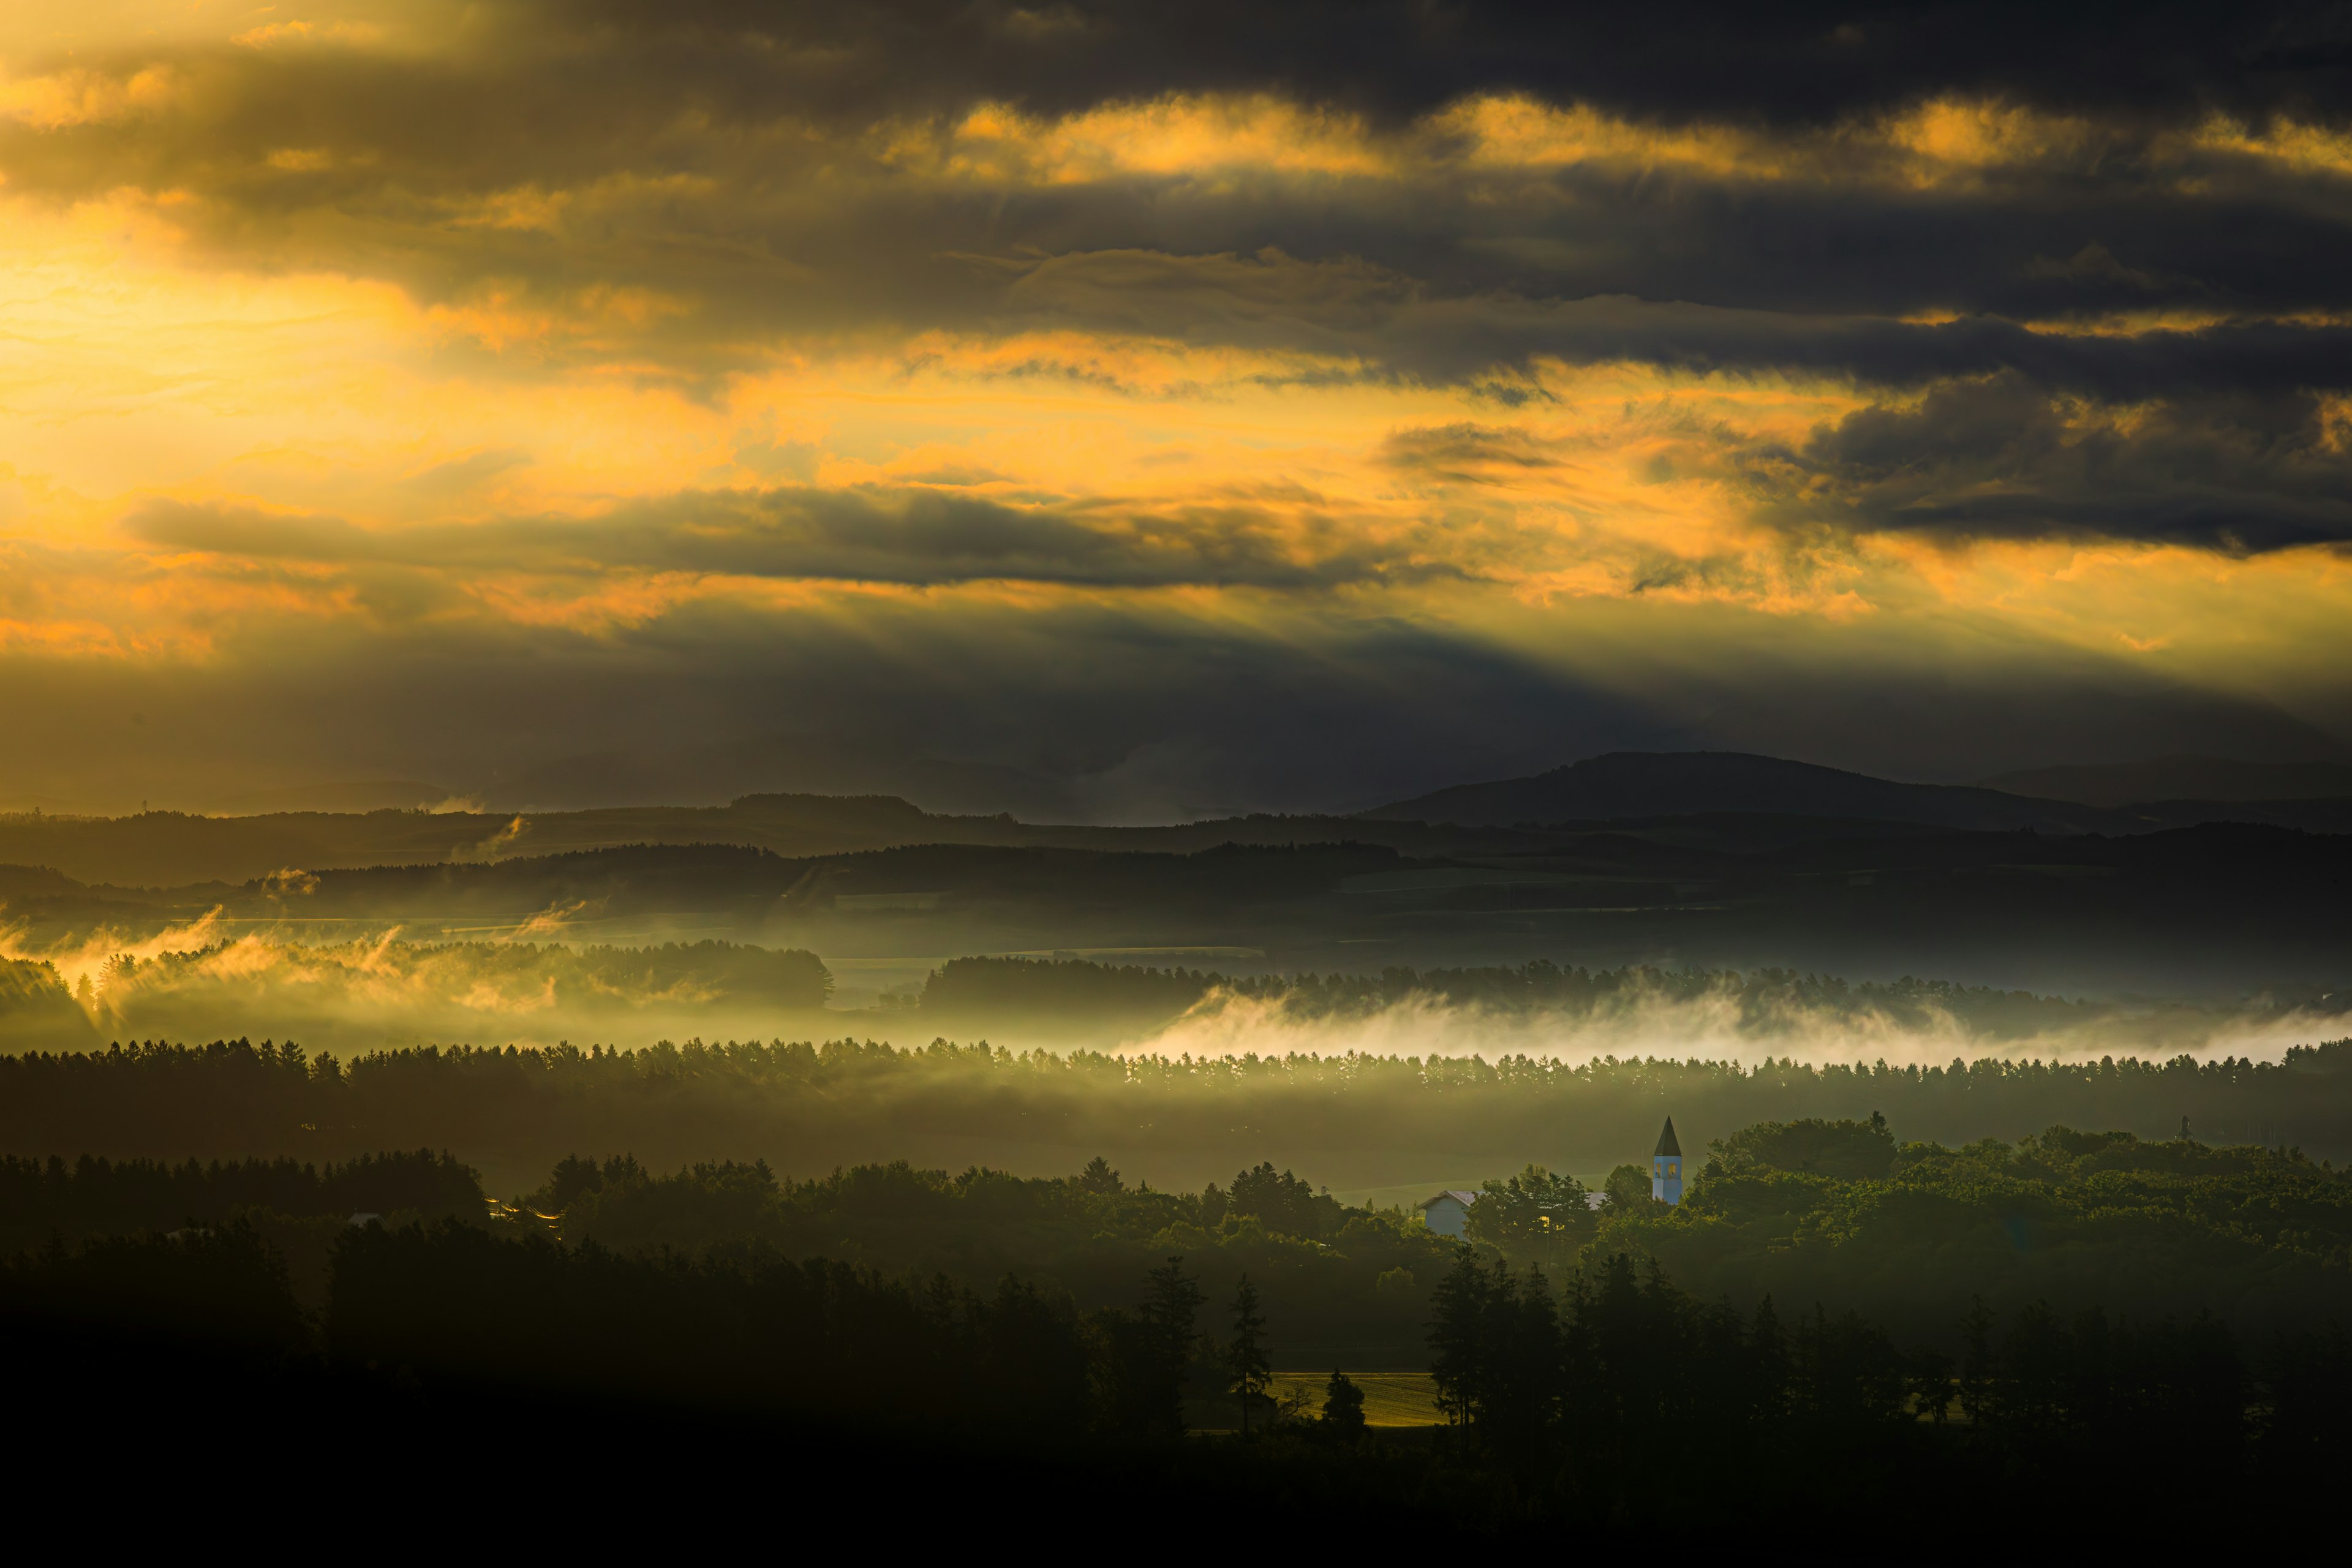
[10,1161,2351,1544]
[12,1058,2352,1541]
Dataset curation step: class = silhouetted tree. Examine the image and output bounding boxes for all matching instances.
[1465,1163,1588,1248]
[1141,1255,1205,1431]
[1906,1345,1954,1423]
[1228,1162,1332,1238]
[1226,1273,1271,1434]
[1601,1163,1653,1210]
[1959,1297,1996,1427]
[1322,1368,1366,1439]
[1427,1247,1490,1432]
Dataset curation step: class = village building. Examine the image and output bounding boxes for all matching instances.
[1651,1118,1684,1206]
[1419,1189,1477,1237]
[1427,1117,1684,1234]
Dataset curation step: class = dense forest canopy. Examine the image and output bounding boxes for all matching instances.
[9,1120,2351,1536]
[1536,1118,2352,1346]
[0,1148,482,1239]
[508,1115,2352,1349]
[4,1030,2349,1199]
[13,1107,2352,1358]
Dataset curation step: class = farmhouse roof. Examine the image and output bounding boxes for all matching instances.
[1420,1190,1478,1208]
[1654,1118,1682,1157]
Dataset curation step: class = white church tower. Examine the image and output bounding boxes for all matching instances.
[1652,1117,1684,1206]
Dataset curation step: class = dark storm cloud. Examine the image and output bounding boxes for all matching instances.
[15,97,2350,377]
[4,6,2347,347]
[556,1,2352,129]
[1740,375,2352,552]
[127,485,1466,590]
[1049,279,2352,396]
[1378,423,1566,481]
[9,2,2352,558]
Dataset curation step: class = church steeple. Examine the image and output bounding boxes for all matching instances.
[1651,1117,1684,1205]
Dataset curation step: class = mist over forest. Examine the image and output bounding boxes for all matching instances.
[15,0,2352,1537]
[11,753,2352,1540]
[8,752,2351,1204]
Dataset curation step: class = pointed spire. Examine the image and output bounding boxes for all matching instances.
[1654,1117,1681,1157]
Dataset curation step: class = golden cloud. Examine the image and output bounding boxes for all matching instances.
[0,5,2345,812]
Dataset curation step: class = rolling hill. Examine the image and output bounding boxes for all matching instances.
[1362,752,2120,833]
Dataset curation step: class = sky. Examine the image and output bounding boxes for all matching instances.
[2,1,2350,820]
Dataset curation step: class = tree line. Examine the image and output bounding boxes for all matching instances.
[2,1216,1225,1442]
[4,1140,1450,1350]
[4,1031,2351,1180]
[1419,1247,2350,1525]
[0,1149,483,1253]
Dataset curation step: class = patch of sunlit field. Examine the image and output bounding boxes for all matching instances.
[1264,1371,1442,1429]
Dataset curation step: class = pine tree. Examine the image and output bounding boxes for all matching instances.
[1322,1368,1367,1439]
[1906,1345,1955,1424]
[1427,1247,1489,1433]
[1749,1293,1790,1427]
[1226,1272,1272,1435]
[1479,1262,1562,1468]
[1959,1297,1996,1428]
[1142,1255,1205,1432]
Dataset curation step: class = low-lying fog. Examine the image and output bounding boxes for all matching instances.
[4,916,2343,1067]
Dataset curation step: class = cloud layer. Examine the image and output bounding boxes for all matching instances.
[2,2,2350,813]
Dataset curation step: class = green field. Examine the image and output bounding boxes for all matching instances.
[1188,1372,1444,1433]
[1267,1371,1442,1428]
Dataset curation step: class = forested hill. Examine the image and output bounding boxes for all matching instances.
[0,794,1547,889]
[1366,751,2119,832]
[0,794,1009,888]
[12,753,2352,891]
[11,822,2352,999]
[1370,752,2352,836]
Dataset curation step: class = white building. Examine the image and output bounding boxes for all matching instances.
[1651,1118,1684,1206]
[1420,1189,1478,1237]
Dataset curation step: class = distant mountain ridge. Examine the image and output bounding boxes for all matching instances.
[1362,751,2124,833]
[203,779,460,815]
[12,752,2352,889]
[13,818,2352,1003]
